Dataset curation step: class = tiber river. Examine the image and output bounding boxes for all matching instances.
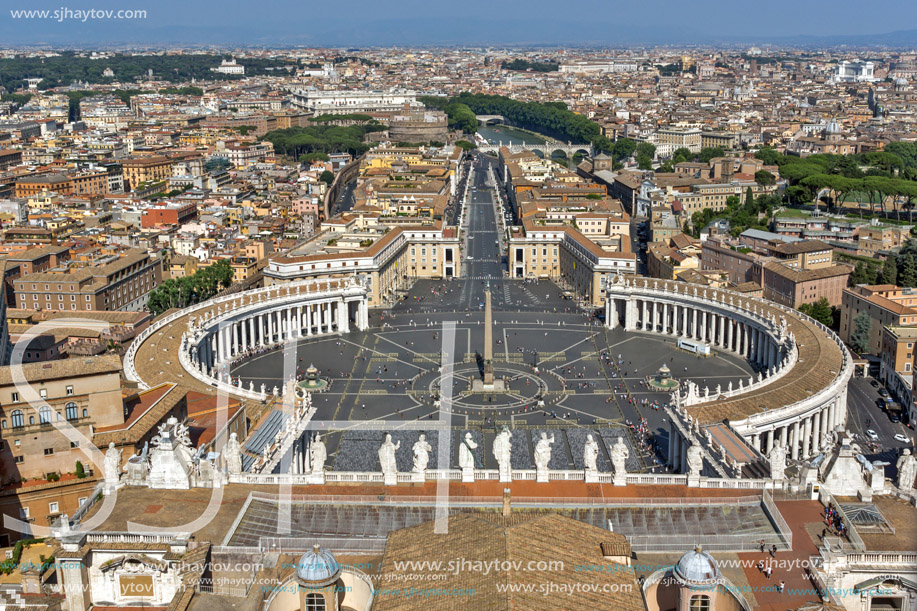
[475,125,580,169]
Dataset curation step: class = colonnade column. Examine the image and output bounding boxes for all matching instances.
[790,421,799,460]
[812,410,822,452]
[642,300,649,331]
[802,417,812,458]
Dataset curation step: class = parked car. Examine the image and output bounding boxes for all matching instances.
[879,388,890,398]
[871,380,879,387]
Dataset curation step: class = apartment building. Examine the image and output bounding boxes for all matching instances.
[121,156,173,191]
[761,261,851,308]
[880,326,917,405]
[647,234,701,281]
[654,126,702,153]
[840,284,917,356]
[140,201,198,228]
[13,249,162,312]
[0,355,123,485]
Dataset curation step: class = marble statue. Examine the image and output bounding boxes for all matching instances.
[378,434,400,478]
[224,432,242,476]
[104,442,122,487]
[493,427,513,482]
[412,434,432,473]
[767,441,787,480]
[584,434,599,472]
[821,431,836,452]
[896,449,917,492]
[310,433,327,474]
[459,432,477,470]
[534,432,555,471]
[610,436,629,475]
[686,444,704,478]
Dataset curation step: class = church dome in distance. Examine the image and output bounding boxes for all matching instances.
[674,546,721,584]
[296,544,342,586]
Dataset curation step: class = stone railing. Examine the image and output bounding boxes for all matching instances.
[85,531,188,544]
[125,276,366,393]
[227,469,775,488]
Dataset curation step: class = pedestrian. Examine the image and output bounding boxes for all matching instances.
[765,566,773,579]
[777,581,785,593]
[771,544,777,557]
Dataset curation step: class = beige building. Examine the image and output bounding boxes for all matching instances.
[13,249,163,312]
[840,285,917,355]
[121,156,173,191]
[264,223,460,307]
[0,355,123,484]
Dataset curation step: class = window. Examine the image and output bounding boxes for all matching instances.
[19,507,29,519]
[82,409,88,418]
[39,389,47,399]
[44,448,53,456]
[70,441,79,449]
[66,403,78,421]
[690,595,710,610]
[39,406,52,424]
[304,594,326,611]
[11,410,23,429]
[11,392,18,403]
[48,502,58,514]
[66,386,73,396]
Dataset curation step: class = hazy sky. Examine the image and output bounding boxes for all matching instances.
[3,0,917,46]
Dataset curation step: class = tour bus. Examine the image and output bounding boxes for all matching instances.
[677,338,711,356]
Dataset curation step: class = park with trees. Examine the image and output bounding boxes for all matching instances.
[147,260,235,317]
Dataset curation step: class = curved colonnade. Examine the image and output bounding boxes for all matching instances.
[124,277,369,400]
[605,276,852,466]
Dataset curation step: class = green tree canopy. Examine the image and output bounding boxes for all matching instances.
[850,312,873,354]
[147,260,234,317]
[698,147,725,163]
[798,297,834,327]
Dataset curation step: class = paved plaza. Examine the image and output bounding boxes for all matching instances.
[231,277,756,473]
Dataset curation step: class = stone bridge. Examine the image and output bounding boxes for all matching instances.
[477,142,593,158]
[476,114,505,125]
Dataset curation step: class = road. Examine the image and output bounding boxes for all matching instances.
[846,377,913,469]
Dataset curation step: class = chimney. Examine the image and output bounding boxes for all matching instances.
[502,488,511,517]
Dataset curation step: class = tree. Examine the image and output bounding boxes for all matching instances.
[698,147,725,164]
[299,152,330,164]
[754,147,780,166]
[745,187,755,207]
[636,141,656,160]
[319,170,335,186]
[672,147,692,164]
[755,170,776,186]
[455,140,477,150]
[611,138,637,161]
[900,253,917,288]
[636,154,653,170]
[75,461,86,479]
[798,297,833,327]
[881,256,898,285]
[850,312,873,354]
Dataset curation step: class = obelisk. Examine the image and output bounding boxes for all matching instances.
[483,286,495,385]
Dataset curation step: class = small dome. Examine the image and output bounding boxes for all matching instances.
[674,546,720,584]
[296,544,341,586]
